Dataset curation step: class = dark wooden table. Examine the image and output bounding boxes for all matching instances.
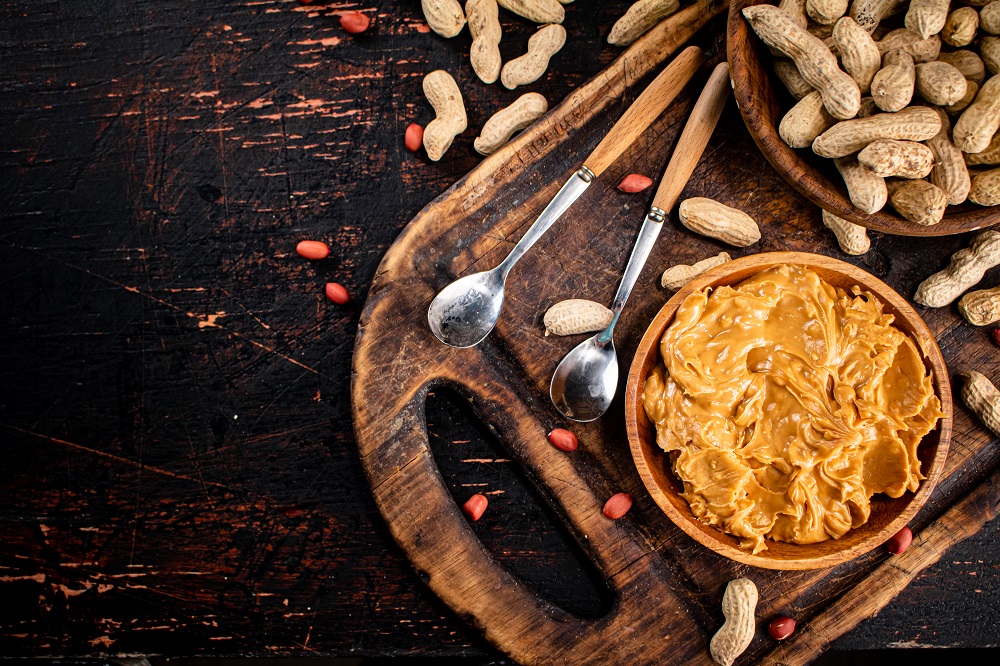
[1,0,997,660]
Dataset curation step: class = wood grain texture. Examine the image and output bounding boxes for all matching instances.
[626,252,952,570]
[728,0,1000,236]
[761,471,1000,665]
[0,0,997,660]
[354,1,1000,663]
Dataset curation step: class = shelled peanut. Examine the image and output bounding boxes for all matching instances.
[745,0,1000,226]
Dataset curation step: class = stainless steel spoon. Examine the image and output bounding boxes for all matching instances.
[427,46,704,348]
[551,62,732,422]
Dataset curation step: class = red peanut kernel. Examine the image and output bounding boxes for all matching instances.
[325,282,350,305]
[618,174,653,193]
[993,328,1000,347]
[887,526,913,554]
[463,494,488,521]
[340,11,370,34]
[405,123,424,152]
[547,428,578,452]
[768,616,796,641]
[296,240,330,260]
[603,493,632,520]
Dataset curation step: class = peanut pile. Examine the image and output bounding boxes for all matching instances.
[415,1,679,159]
[745,0,1000,226]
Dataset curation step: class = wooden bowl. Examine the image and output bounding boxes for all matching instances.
[624,252,952,569]
[727,0,1000,236]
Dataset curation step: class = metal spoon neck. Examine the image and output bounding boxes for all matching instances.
[496,166,595,278]
[595,323,617,346]
[597,207,667,346]
[496,259,514,281]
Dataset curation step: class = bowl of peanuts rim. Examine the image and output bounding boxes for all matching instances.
[728,0,1000,236]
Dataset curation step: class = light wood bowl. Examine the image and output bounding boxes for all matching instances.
[624,253,952,569]
[727,0,1000,237]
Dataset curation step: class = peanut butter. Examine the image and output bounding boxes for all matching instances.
[642,265,944,553]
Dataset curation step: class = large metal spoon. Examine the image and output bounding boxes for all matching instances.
[550,62,732,422]
[427,46,704,348]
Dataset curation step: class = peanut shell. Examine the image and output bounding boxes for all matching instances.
[661,252,732,290]
[914,230,1000,306]
[836,155,888,212]
[927,108,972,204]
[961,371,1000,436]
[608,0,680,46]
[915,61,968,106]
[822,209,871,254]
[958,286,1000,325]
[779,91,836,147]
[474,92,547,155]
[678,198,761,247]
[858,139,934,178]
[968,167,1000,205]
[813,105,940,157]
[501,24,565,90]
[497,0,564,23]
[954,74,1000,153]
[743,4,861,119]
[543,299,613,336]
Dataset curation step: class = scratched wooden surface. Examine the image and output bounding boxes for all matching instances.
[0,0,997,659]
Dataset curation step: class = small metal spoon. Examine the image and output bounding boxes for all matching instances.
[427,46,704,348]
[428,168,593,348]
[551,62,732,422]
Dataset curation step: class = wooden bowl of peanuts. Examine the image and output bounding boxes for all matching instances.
[624,252,952,569]
[728,0,1000,235]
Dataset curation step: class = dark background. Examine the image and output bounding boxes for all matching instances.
[0,0,997,661]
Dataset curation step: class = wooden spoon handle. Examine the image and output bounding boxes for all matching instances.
[651,62,732,213]
[582,45,704,178]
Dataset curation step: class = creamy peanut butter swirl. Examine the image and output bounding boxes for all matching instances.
[642,265,944,553]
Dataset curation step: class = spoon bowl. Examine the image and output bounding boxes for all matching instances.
[427,269,506,349]
[550,334,619,422]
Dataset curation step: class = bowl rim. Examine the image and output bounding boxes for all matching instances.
[727,0,1000,237]
[624,251,953,570]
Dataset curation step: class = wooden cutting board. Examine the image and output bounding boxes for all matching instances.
[351,2,1000,663]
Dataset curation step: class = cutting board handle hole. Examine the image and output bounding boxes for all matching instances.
[425,388,614,619]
